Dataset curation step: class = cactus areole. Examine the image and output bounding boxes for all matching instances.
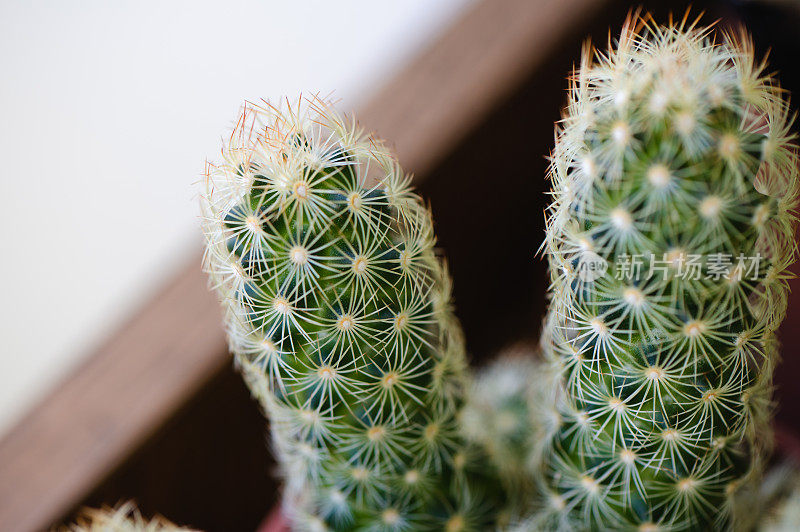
[201,97,504,531]
[537,15,799,531]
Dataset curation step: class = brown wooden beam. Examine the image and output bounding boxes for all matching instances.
[0,265,227,532]
[0,0,606,529]
[360,0,603,177]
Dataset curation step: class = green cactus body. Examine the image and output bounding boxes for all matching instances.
[201,97,502,530]
[537,17,798,531]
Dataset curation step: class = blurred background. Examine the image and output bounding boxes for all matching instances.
[2,0,800,530]
[0,0,475,437]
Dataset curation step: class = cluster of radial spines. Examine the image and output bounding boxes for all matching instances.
[538,14,799,531]
[201,96,501,531]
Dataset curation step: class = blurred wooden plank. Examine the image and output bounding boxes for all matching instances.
[0,265,228,532]
[360,0,604,177]
[0,0,607,530]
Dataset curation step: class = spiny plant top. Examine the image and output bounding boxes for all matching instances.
[201,97,503,531]
[63,503,193,532]
[538,14,798,531]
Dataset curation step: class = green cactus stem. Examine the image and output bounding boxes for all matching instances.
[536,14,799,531]
[201,96,504,531]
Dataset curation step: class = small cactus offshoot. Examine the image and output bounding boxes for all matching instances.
[462,347,540,504]
[200,96,504,530]
[536,13,799,531]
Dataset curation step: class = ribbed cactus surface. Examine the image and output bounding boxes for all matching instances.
[537,16,798,531]
[201,97,502,530]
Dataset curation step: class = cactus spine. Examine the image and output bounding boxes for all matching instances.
[201,97,503,530]
[64,502,191,532]
[537,15,798,531]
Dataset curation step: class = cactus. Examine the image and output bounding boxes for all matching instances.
[200,96,504,530]
[461,346,552,525]
[536,13,799,531]
[461,347,540,499]
[63,502,192,532]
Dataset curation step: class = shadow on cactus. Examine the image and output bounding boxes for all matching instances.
[532,12,799,531]
[200,96,507,531]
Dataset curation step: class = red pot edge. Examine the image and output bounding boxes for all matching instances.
[256,504,288,532]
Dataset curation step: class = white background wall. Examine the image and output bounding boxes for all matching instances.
[0,0,474,435]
